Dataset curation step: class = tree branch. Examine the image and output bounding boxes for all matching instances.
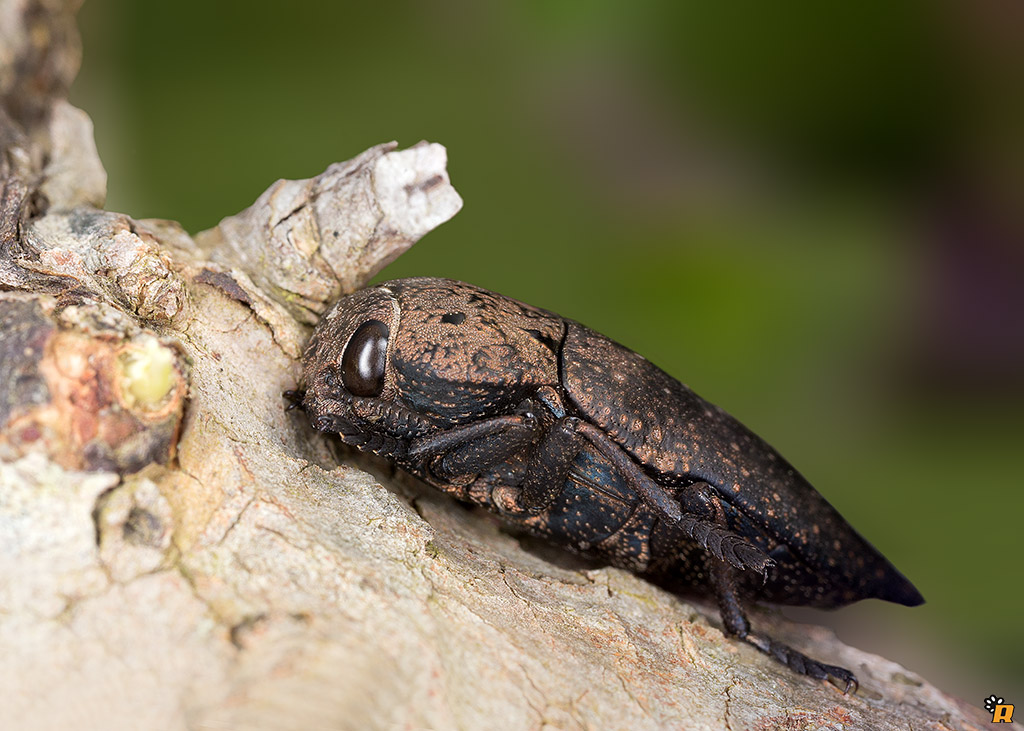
[0,2,989,729]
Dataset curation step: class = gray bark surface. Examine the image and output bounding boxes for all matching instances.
[0,2,997,729]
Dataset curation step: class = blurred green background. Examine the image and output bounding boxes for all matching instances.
[72,0,1023,703]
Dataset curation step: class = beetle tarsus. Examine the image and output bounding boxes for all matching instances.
[754,634,859,693]
[676,514,772,574]
[675,481,772,574]
[543,419,774,574]
[283,389,306,411]
[711,553,857,692]
[733,541,774,576]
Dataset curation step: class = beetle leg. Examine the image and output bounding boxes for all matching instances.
[283,389,306,411]
[568,419,684,521]
[407,411,540,481]
[567,419,771,574]
[680,482,774,575]
[494,416,583,514]
[710,557,859,693]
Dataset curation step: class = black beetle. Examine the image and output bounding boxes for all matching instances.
[289,276,923,691]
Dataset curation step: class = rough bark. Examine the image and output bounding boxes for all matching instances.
[0,2,996,730]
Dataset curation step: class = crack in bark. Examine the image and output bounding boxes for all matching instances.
[723,680,735,731]
[173,561,237,632]
[516,663,549,728]
[90,482,123,548]
[616,673,651,719]
[216,495,257,546]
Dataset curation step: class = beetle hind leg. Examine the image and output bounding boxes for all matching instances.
[710,556,859,693]
[568,419,772,575]
[753,635,858,693]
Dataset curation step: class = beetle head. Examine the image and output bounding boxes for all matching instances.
[301,278,564,435]
[300,284,402,437]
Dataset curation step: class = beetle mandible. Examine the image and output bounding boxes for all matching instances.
[289,276,923,691]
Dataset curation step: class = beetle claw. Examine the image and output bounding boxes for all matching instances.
[733,541,774,575]
[759,635,858,693]
[283,389,306,411]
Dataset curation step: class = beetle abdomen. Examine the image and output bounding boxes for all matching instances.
[560,322,923,608]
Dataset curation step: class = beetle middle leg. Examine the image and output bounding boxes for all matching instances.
[673,481,774,575]
[490,414,583,514]
[493,415,772,575]
[710,556,859,693]
[565,418,772,575]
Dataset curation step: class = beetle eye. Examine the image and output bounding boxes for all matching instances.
[341,319,389,397]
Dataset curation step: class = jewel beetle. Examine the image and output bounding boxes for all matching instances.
[289,277,924,691]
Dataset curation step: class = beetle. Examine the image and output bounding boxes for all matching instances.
[288,276,923,692]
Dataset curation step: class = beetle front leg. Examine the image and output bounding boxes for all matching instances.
[407,410,541,481]
[710,557,859,693]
